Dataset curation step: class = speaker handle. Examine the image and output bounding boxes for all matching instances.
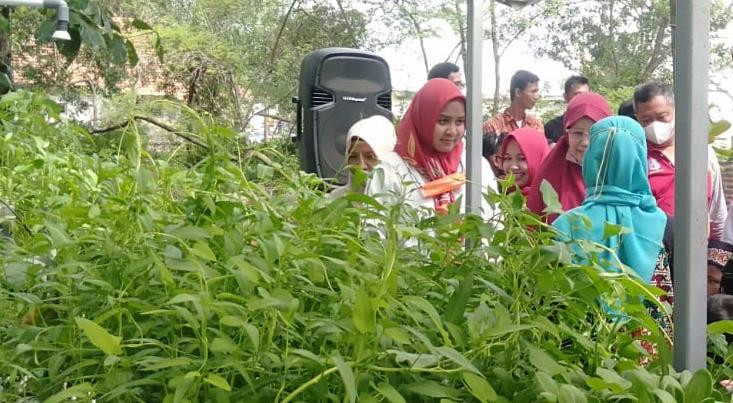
[292,96,302,142]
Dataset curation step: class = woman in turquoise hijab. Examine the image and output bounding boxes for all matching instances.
[552,116,674,347]
[552,116,668,283]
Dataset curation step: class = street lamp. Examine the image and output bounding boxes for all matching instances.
[494,0,543,10]
[0,0,70,41]
[673,0,709,371]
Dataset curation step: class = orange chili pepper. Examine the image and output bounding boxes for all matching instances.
[421,173,466,198]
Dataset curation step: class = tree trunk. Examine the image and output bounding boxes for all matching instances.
[229,71,244,131]
[0,6,12,93]
[608,0,620,79]
[670,0,676,69]
[335,0,358,46]
[490,0,501,116]
[453,0,468,74]
[641,13,670,81]
[269,0,299,70]
[405,11,430,75]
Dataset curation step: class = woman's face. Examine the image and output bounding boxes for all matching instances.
[501,138,529,188]
[347,139,378,171]
[567,117,595,163]
[432,100,465,153]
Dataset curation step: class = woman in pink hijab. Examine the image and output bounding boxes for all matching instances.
[526,92,612,221]
[499,127,549,197]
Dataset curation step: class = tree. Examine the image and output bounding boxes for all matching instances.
[367,0,547,115]
[361,0,448,76]
[0,0,154,93]
[125,0,372,130]
[485,0,545,115]
[530,0,733,93]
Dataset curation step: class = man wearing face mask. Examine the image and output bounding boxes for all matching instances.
[633,82,727,239]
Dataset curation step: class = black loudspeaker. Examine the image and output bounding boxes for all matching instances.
[294,47,393,179]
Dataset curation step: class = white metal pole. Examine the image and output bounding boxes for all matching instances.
[465,0,482,215]
[673,0,709,371]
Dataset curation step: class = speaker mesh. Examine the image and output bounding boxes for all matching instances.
[311,88,334,107]
[377,92,392,110]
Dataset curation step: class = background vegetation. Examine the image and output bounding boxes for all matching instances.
[0,89,732,402]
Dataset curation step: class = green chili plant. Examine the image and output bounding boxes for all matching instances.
[0,91,730,402]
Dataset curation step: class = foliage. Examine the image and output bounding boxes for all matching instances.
[34,0,159,68]
[123,0,371,130]
[0,0,157,91]
[530,0,733,90]
[709,1,733,72]
[485,0,547,115]
[530,0,671,89]
[0,90,732,401]
[593,85,635,114]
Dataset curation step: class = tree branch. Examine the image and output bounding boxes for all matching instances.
[245,86,297,128]
[91,115,209,149]
[255,112,293,124]
[335,0,358,45]
[89,116,296,178]
[641,13,669,80]
[608,0,620,78]
[403,9,430,75]
[269,0,299,68]
[453,0,467,72]
[0,197,31,235]
[444,41,462,63]
[490,0,501,116]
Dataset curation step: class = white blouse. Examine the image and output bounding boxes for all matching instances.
[365,151,499,219]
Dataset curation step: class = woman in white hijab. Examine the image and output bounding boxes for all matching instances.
[330,115,396,197]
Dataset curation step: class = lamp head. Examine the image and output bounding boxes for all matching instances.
[495,0,543,9]
[51,21,71,41]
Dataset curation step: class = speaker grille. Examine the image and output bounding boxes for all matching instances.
[377,92,392,110]
[311,88,334,107]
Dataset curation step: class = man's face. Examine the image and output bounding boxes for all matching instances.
[635,95,675,127]
[447,72,465,90]
[708,264,723,295]
[515,82,540,110]
[564,83,590,103]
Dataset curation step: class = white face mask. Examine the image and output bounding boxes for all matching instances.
[644,119,675,145]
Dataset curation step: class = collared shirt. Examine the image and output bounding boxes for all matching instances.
[647,148,676,216]
[647,145,727,239]
[482,108,544,136]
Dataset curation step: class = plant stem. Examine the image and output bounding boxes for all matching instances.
[368,365,462,374]
[280,366,338,403]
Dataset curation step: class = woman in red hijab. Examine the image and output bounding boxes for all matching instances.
[366,78,497,217]
[526,92,612,221]
[500,127,549,197]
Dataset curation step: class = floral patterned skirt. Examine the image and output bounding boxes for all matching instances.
[648,248,674,337]
[636,248,674,360]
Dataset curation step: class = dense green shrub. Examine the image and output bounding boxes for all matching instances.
[0,91,732,402]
